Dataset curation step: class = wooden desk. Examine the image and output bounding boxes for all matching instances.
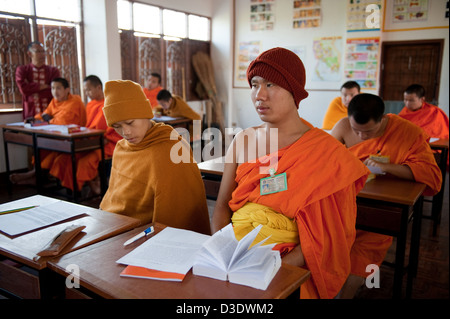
[0,195,141,299]
[197,158,426,298]
[198,157,224,199]
[1,124,106,202]
[427,138,449,235]
[356,175,426,298]
[48,223,310,299]
[152,116,191,131]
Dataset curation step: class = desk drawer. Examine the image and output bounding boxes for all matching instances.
[356,202,404,235]
[0,259,40,299]
[4,131,33,146]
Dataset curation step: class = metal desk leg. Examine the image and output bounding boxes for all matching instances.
[393,205,409,299]
[71,142,78,202]
[406,196,424,298]
[2,129,12,195]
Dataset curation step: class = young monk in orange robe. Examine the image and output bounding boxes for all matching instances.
[155,89,201,120]
[99,80,210,234]
[399,84,449,167]
[331,93,442,297]
[142,72,163,109]
[399,84,449,140]
[321,81,360,130]
[212,48,370,299]
[10,77,86,185]
[48,75,122,193]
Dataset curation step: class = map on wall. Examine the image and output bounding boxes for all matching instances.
[344,37,379,90]
[312,36,342,82]
[235,41,261,86]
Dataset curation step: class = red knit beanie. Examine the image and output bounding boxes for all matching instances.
[247,47,308,108]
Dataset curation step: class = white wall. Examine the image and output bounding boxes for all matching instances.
[228,0,449,129]
[84,0,122,82]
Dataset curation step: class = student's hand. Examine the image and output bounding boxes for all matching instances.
[363,158,387,171]
[41,113,52,122]
[24,117,35,124]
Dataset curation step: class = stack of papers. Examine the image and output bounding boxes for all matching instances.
[0,201,87,236]
[24,124,86,133]
[117,227,210,282]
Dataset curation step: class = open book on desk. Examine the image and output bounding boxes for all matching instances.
[193,224,281,290]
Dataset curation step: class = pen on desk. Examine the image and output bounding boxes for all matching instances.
[0,205,38,215]
[123,226,154,246]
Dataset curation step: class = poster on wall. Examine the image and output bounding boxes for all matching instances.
[347,0,381,31]
[392,0,429,23]
[312,36,342,82]
[293,0,321,29]
[250,0,276,31]
[235,41,261,87]
[344,38,379,90]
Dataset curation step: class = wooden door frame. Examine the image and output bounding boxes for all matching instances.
[379,39,444,102]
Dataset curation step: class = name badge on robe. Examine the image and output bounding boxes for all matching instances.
[260,168,287,196]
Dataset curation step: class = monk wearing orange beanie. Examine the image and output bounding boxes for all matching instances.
[100,80,210,235]
[211,47,369,298]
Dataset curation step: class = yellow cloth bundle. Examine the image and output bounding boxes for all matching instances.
[231,202,299,247]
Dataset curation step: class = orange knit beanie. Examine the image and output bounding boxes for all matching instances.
[103,80,154,126]
[246,47,308,108]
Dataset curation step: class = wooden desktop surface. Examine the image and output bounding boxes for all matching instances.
[198,157,225,176]
[358,175,426,206]
[49,223,310,299]
[0,195,141,270]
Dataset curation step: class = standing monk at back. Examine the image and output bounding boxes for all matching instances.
[16,41,60,119]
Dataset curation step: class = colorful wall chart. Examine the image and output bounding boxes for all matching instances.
[344,38,379,89]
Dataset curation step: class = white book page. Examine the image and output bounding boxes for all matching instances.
[0,201,88,236]
[230,243,277,272]
[228,224,263,267]
[117,227,210,274]
[197,223,238,271]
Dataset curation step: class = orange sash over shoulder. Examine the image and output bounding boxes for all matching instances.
[349,114,442,196]
[322,97,347,130]
[399,102,449,140]
[229,128,369,299]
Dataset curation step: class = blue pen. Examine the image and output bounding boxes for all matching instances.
[123,226,154,246]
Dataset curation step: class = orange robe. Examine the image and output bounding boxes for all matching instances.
[143,86,163,109]
[399,101,449,166]
[348,114,442,277]
[35,94,86,126]
[398,102,449,140]
[156,95,201,120]
[34,94,87,171]
[48,99,122,191]
[100,122,210,235]
[322,97,347,130]
[228,128,370,299]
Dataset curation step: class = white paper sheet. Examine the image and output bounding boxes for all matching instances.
[367,165,386,175]
[117,227,210,274]
[0,200,88,236]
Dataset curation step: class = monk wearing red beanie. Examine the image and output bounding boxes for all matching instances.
[212,47,370,299]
